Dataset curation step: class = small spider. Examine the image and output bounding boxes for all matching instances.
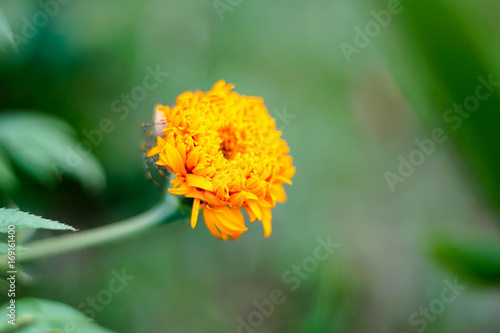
[141,119,169,191]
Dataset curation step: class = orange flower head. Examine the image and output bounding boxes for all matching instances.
[147,80,295,239]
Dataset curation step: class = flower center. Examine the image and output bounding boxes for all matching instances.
[218,126,241,161]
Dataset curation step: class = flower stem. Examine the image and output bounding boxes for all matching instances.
[15,195,183,263]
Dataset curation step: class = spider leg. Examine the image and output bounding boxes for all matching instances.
[141,140,169,191]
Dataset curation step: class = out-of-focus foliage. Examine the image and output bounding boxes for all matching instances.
[431,232,500,286]
[0,7,14,53]
[0,298,114,333]
[375,0,500,288]
[0,0,499,332]
[0,112,106,193]
[0,243,28,254]
[381,0,500,215]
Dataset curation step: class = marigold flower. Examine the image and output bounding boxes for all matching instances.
[147,81,295,239]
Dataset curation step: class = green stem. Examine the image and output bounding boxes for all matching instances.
[14,195,183,263]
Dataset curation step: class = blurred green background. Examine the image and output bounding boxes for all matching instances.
[1,0,500,332]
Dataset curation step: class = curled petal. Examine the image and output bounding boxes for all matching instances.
[203,207,223,239]
[163,143,187,175]
[246,200,262,220]
[186,174,214,192]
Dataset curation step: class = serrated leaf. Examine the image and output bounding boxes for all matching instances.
[0,298,115,333]
[430,232,500,286]
[0,243,28,254]
[0,112,106,193]
[0,208,76,233]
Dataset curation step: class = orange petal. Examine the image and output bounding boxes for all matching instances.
[217,207,247,232]
[147,145,162,157]
[203,207,222,239]
[168,186,190,195]
[156,136,166,145]
[276,175,292,185]
[245,177,261,191]
[245,178,268,195]
[242,191,259,201]
[261,207,272,237]
[281,166,296,180]
[186,174,214,192]
[228,233,243,240]
[230,206,245,222]
[245,205,258,222]
[270,184,287,202]
[191,198,200,228]
[185,190,207,202]
[171,176,185,188]
[204,192,227,206]
[177,142,187,162]
[229,191,258,206]
[157,156,167,166]
[164,143,187,175]
[246,200,262,220]
[229,192,244,206]
[186,149,199,170]
[257,198,273,208]
[210,212,238,236]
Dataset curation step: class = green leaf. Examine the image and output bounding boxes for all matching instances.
[0,208,77,233]
[380,0,500,217]
[0,243,28,254]
[430,232,500,286]
[0,112,106,193]
[0,298,115,333]
[0,148,18,193]
[0,7,15,53]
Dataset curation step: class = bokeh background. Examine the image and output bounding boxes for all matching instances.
[1,0,500,332]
